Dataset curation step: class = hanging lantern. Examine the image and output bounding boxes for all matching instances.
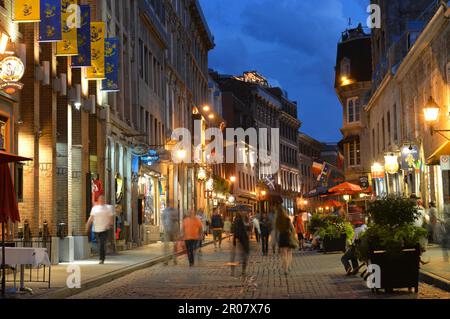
[384,153,399,175]
[197,167,207,181]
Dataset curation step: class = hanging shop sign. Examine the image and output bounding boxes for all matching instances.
[14,0,41,22]
[141,150,160,165]
[86,21,105,79]
[101,38,120,92]
[384,153,399,175]
[56,0,78,56]
[359,175,369,189]
[39,0,62,42]
[0,56,25,94]
[440,155,450,171]
[71,5,91,67]
[131,144,150,157]
[401,145,420,171]
[371,162,385,179]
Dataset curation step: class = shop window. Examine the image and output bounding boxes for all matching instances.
[340,57,351,78]
[0,115,8,151]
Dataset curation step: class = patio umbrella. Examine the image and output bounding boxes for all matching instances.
[328,182,362,195]
[0,151,31,297]
[322,200,344,208]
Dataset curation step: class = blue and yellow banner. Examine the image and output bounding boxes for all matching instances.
[102,38,120,92]
[14,0,40,22]
[39,0,62,42]
[86,22,106,80]
[71,5,91,68]
[56,0,78,56]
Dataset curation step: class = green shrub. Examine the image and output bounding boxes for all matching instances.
[309,214,354,243]
[356,196,428,260]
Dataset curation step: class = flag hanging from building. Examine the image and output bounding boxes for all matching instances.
[312,161,323,177]
[101,38,120,92]
[39,0,62,42]
[14,0,40,22]
[56,0,78,56]
[317,162,330,184]
[71,5,91,67]
[86,22,106,80]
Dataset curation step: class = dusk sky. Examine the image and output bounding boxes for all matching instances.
[200,0,369,143]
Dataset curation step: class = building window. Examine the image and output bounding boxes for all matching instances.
[382,117,385,151]
[393,104,398,142]
[15,164,24,202]
[341,57,351,78]
[347,97,360,123]
[387,111,391,146]
[372,128,375,158]
[347,137,361,167]
[139,39,143,78]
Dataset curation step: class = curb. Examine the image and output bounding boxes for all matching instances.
[419,270,450,292]
[34,239,217,299]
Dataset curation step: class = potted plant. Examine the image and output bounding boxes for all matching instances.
[356,196,428,293]
[310,214,354,253]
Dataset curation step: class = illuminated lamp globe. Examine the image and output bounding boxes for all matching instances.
[423,96,440,123]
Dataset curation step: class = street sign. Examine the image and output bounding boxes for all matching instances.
[440,155,450,171]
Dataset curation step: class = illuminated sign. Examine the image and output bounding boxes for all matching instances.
[0,56,25,94]
[141,150,160,165]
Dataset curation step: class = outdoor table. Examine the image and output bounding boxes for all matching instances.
[0,247,51,294]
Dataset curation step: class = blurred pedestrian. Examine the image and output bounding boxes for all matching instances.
[196,209,207,254]
[252,215,261,243]
[162,207,180,265]
[211,209,224,249]
[231,211,250,276]
[294,213,305,251]
[224,217,232,240]
[260,212,271,256]
[182,209,203,267]
[268,209,278,255]
[86,195,114,264]
[276,208,298,275]
[428,202,438,243]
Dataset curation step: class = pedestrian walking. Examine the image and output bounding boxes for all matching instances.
[259,212,271,256]
[252,215,261,243]
[231,211,250,276]
[86,195,114,264]
[211,209,224,249]
[428,202,438,243]
[341,222,367,275]
[276,208,298,275]
[294,213,305,251]
[196,209,207,254]
[224,217,232,240]
[182,210,203,267]
[268,209,278,254]
[162,207,180,265]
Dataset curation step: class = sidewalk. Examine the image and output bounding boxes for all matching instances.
[420,246,450,292]
[5,236,215,299]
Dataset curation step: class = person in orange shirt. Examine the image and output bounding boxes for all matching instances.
[182,209,203,267]
[294,213,305,251]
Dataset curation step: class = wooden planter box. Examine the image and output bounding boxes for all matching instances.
[369,247,420,293]
[322,235,347,253]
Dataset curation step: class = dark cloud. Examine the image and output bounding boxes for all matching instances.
[200,0,367,142]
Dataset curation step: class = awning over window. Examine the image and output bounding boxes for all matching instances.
[427,141,450,165]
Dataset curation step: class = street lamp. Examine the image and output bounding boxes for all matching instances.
[230,176,236,183]
[423,96,440,123]
[202,105,210,112]
[423,96,450,138]
[176,149,187,161]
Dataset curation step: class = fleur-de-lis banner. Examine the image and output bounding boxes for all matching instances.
[71,5,91,68]
[56,0,78,56]
[39,0,62,42]
[14,0,40,22]
[86,21,106,79]
[102,38,120,92]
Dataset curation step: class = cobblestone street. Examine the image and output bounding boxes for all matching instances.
[71,239,450,299]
